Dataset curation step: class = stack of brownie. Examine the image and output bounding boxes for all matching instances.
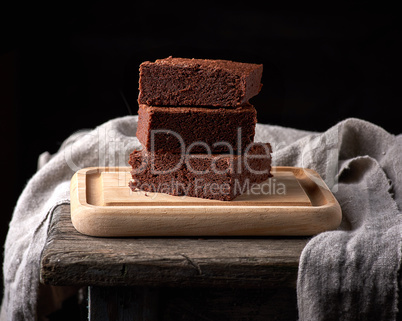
[128,57,272,201]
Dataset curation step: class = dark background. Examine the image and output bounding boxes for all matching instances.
[0,1,399,302]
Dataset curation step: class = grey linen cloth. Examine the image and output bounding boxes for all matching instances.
[1,116,401,320]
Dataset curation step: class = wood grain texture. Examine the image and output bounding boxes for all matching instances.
[70,166,342,237]
[40,205,309,288]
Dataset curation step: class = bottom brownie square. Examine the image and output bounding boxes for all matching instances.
[128,143,272,201]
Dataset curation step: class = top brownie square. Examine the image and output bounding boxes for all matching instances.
[138,57,263,107]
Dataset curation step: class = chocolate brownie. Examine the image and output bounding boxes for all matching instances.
[138,57,263,107]
[136,103,257,153]
[128,143,272,201]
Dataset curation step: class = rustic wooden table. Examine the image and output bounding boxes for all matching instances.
[40,204,309,320]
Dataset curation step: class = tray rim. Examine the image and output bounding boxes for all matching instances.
[70,166,342,236]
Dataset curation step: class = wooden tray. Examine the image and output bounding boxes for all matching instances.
[70,166,341,237]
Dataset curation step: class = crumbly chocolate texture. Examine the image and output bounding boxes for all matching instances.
[128,143,272,201]
[138,57,263,107]
[136,103,257,153]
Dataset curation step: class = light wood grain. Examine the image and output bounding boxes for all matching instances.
[101,170,311,206]
[70,166,342,237]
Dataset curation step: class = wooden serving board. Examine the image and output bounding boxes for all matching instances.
[70,166,342,236]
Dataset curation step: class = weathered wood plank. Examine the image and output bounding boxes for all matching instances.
[40,204,309,288]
